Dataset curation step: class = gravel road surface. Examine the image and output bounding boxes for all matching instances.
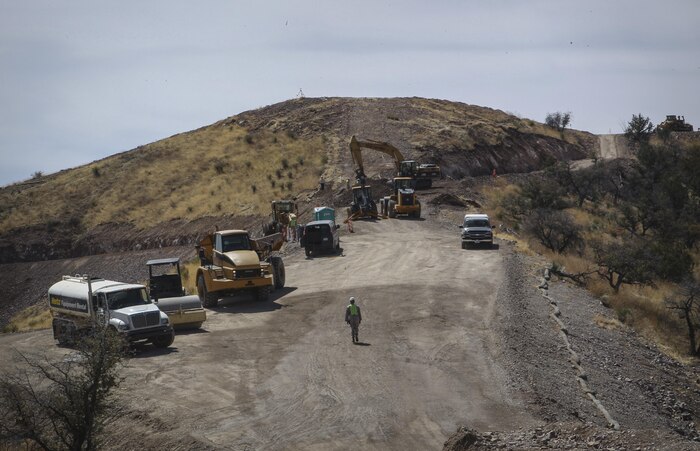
[0,216,537,450]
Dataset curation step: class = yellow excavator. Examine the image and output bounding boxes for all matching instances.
[349,135,440,189]
[349,136,421,219]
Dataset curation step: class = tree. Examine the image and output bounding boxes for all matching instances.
[624,113,654,148]
[551,161,602,207]
[650,241,694,283]
[616,201,653,236]
[525,209,582,254]
[545,111,572,131]
[665,278,700,356]
[592,239,656,292]
[0,327,125,450]
[518,176,569,211]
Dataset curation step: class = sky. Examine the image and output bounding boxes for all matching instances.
[1,1,699,186]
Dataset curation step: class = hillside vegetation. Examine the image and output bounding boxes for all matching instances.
[484,133,700,357]
[0,97,595,263]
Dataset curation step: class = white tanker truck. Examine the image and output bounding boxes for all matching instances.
[49,275,174,348]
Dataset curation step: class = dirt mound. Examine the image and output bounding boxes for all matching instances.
[428,192,482,208]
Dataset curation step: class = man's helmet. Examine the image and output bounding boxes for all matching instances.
[349,297,355,304]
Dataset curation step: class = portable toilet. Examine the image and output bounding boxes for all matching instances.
[313,206,335,222]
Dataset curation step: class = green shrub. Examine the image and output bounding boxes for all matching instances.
[616,307,632,323]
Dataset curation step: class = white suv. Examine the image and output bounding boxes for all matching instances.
[459,214,494,249]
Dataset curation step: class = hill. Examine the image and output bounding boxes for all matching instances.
[0,97,595,263]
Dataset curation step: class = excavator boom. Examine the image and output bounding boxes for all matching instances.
[349,135,440,188]
[350,135,405,183]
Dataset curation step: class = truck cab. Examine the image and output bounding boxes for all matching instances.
[49,275,174,348]
[196,230,284,307]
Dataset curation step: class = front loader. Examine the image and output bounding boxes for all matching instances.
[383,177,421,218]
[347,185,378,221]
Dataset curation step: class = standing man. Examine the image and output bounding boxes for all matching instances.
[345,297,362,343]
[288,213,297,242]
[296,222,303,245]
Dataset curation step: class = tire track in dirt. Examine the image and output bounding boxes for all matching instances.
[0,218,538,450]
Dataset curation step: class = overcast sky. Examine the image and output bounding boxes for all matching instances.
[1,1,699,186]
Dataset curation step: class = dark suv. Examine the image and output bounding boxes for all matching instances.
[300,220,340,257]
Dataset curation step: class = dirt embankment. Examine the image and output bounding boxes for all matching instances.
[442,250,699,450]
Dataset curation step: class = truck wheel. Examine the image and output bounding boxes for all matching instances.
[271,256,285,289]
[197,275,218,308]
[152,331,174,348]
[305,247,311,258]
[461,241,467,250]
[388,201,396,218]
[256,286,270,302]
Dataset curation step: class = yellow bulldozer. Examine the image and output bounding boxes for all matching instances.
[656,115,694,132]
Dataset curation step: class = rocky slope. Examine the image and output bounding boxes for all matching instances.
[0,97,595,264]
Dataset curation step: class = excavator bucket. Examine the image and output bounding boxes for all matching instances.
[251,232,284,260]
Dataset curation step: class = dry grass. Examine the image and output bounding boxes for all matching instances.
[405,98,592,153]
[482,179,520,225]
[593,313,624,330]
[0,97,595,237]
[0,126,326,234]
[3,304,52,333]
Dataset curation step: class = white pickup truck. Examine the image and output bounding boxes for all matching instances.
[459,213,494,249]
[49,275,174,348]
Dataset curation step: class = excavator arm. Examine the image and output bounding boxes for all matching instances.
[350,135,405,183]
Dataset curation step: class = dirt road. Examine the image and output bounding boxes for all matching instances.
[0,217,536,450]
[598,134,631,159]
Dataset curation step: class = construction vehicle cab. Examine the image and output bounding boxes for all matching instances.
[349,185,378,220]
[148,258,186,298]
[147,258,207,329]
[384,177,421,218]
[196,230,285,307]
[399,160,439,189]
[263,200,297,236]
